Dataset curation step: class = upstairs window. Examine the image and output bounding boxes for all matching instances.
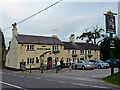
[88,50,92,55]
[72,50,76,54]
[53,45,59,50]
[80,50,84,54]
[27,45,34,50]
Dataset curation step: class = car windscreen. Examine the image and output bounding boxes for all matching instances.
[84,60,90,63]
[98,60,104,63]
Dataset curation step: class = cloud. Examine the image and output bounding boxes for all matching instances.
[1,2,118,48]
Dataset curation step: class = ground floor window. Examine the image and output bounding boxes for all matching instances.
[73,58,76,62]
[36,57,39,63]
[77,58,79,63]
[80,58,84,60]
[55,57,59,62]
[27,58,34,64]
[66,58,70,63]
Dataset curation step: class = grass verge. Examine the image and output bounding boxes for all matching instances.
[103,72,120,86]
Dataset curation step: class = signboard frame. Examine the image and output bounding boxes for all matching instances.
[106,15,116,34]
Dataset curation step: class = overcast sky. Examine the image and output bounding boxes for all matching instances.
[0,0,119,48]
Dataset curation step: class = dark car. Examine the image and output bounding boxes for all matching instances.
[105,59,120,67]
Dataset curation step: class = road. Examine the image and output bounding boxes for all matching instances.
[1,68,120,90]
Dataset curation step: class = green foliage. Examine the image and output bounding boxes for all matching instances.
[103,72,120,85]
[0,30,6,66]
[100,36,120,61]
[76,25,105,45]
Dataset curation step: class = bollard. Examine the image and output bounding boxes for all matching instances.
[30,64,31,73]
[22,69,23,73]
[41,65,43,73]
[56,65,58,73]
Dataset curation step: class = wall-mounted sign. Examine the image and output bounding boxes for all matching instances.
[106,15,116,34]
[37,48,50,50]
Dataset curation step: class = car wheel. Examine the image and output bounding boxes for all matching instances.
[82,66,85,70]
[98,65,101,69]
[91,68,94,70]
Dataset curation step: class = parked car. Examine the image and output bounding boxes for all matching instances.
[72,60,95,70]
[89,59,109,69]
[105,59,120,67]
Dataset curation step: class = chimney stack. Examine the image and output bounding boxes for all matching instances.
[69,34,75,43]
[12,22,18,37]
[52,35,57,38]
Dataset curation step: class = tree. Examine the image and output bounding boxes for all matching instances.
[100,36,120,61]
[76,25,105,45]
[0,28,6,68]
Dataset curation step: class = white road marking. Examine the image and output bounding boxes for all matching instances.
[73,83,89,86]
[19,75,24,77]
[88,85,109,88]
[34,77,41,80]
[26,76,29,78]
[3,73,7,74]
[0,81,27,89]
[46,79,53,81]
[73,83,109,89]
[13,74,17,76]
[57,81,66,83]
[28,76,32,78]
[7,73,11,75]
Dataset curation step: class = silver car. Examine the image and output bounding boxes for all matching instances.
[89,59,109,69]
[73,60,95,70]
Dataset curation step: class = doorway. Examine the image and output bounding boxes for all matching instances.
[47,57,52,69]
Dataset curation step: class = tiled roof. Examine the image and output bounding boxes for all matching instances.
[15,34,64,45]
[63,42,99,50]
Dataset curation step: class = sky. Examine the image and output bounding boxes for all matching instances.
[0,0,119,48]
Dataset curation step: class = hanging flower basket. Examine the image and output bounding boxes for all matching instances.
[72,54,77,57]
[88,54,93,57]
[53,50,60,54]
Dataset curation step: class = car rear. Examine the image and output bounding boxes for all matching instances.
[84,60,95,70]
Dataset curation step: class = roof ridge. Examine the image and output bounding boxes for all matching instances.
[18,34,53,38]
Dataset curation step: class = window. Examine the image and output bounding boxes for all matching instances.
[77,58,79,63]
[73,58,76,62]
[72,50,76,54]
[80,50,84,54]
[55,57,59,62]
[53,45,59,50]
[67,58,70,62]
[36,57,39,63]
[27,58,29,64]
[88,50,91,55]
[27,45,29,50]
[27,58,34,64]
[26,45,34,50]
[80,58,84,60]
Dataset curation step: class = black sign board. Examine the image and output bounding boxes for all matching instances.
[106,15,115,34]
[109,39,116,50]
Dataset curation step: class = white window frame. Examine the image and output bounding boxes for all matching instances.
[26,45,34,50]
[53,45,59,50]
[55,57,59,62]
[72,50,76,54]
[73,58,76,62]
[27,58,34,64]
[80,50,84,54]
[88,50,92,55]
[67,58,70,63]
